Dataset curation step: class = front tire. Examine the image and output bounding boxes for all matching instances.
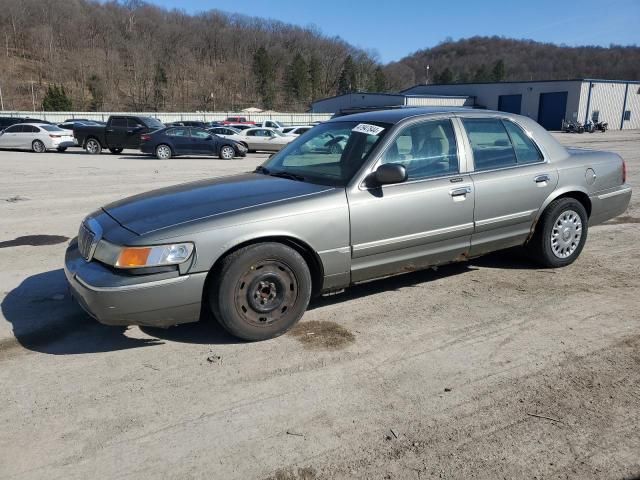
[529,198,588,268]
[219,145,235,159]
[209,243,312,341]
[155,144,172,159]
[32,140,46,153]
[85,138,102,154]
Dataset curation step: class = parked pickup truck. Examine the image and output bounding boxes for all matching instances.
[74,115,165,154]
[222,116,255,125]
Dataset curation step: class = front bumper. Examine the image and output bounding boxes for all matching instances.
[64,239,207,328]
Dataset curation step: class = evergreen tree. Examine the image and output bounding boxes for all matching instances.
[87,74,105,111]
[369,66,387,91]
[492,59,505,82]
[337,55,357,94]
[286,53,310,102]
[473,64,491,82]
[42,84,72,111]
[436,67,454,84]
[252,46,276,109]
[308,54,322,100]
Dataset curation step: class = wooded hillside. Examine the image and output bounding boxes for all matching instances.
[384,36,640,91]
[0,2,638,112]
[0,0,382,112]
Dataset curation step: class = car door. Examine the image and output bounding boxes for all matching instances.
[17,125,39,149]
[347,118,475,282]
[459,116,559,256]
[190,128,215,155]
[105,117,127,147]
[0,125,21,148]
[165,127,192,154]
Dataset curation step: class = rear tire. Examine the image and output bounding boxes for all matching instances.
[109,148,123,154]
[32,140,46,153]
[209,243,312,341]
[528,197,588,268]
[85,138,102,154]
[155,144,172,159]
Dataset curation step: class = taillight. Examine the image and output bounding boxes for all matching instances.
[622,159,627,183]
[140,134,151,142]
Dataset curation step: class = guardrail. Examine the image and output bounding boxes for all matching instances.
[0,111,333,124]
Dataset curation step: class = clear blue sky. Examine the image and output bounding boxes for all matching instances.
[147,0,639,62]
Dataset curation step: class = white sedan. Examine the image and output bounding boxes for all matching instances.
[282,125,313,137]
[237,127,294,152]
[0,123,75,152]
[208,126,246,145]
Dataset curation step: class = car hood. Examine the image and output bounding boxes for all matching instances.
[102,173,333,235]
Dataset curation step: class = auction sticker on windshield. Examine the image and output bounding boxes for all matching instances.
[352,123,385,136]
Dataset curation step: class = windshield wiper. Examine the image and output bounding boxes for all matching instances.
[268,171,306,182]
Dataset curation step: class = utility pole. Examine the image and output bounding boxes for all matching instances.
[0,84,4,111]
[425,65,430,85]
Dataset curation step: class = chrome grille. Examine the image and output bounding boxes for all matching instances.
[78,222,96,261]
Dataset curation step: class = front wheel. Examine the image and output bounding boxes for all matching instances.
[219,145,235,159]
[528,198,588,268]
[155,144,172,159]
[209,243,312,341]
[85,138,102,154]
[32,140,46,153]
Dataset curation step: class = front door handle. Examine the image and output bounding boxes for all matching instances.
[449,186,472,197]
[534,174,551,183]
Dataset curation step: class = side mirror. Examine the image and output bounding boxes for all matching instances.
[374,163,407,185]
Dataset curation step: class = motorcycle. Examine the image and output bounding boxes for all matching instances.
[594,121,608,132]
[584,121,596,133]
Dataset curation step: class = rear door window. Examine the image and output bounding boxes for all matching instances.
[502,121,543,164]
[166,128,189,137]
[111,118,127,128]
[462,118,517,171]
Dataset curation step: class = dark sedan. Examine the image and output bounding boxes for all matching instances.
[140,126,247,159]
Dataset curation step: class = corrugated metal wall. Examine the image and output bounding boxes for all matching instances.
[0,111,333,124]
[403,81,584,127]
[581,82,626,127]
[404,96,470,106]
[622,84,640,129]
[311,94,406,113]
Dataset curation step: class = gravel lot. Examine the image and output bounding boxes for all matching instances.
[1,132,639,480]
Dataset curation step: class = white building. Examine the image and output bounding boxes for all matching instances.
[311,92,473,114]
[402,79,640,130]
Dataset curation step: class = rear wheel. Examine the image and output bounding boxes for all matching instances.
[209,243,312,341]
[219,145,235,159]
[528,197,588,268]
[32,140,46,153]
[109,148,123,154]
[155,144,172,159]
[85,138,102,154]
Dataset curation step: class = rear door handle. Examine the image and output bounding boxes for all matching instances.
[449,186,472,197]
[534,174,551,183]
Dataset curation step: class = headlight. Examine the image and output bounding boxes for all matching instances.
[115,243,194,268]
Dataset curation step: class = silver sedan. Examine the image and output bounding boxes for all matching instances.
[65,107,631,341]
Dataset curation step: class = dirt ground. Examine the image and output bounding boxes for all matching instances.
[0,131,639,480]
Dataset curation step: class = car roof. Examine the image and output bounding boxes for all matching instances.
[327,106,475,124]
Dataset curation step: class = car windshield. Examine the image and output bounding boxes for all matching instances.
[139,117,165,129]
[259,120,390,186]
[42,125,66,132]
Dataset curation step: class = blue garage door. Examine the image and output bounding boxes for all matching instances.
[498,94,522,114]
[538,91,568,131]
